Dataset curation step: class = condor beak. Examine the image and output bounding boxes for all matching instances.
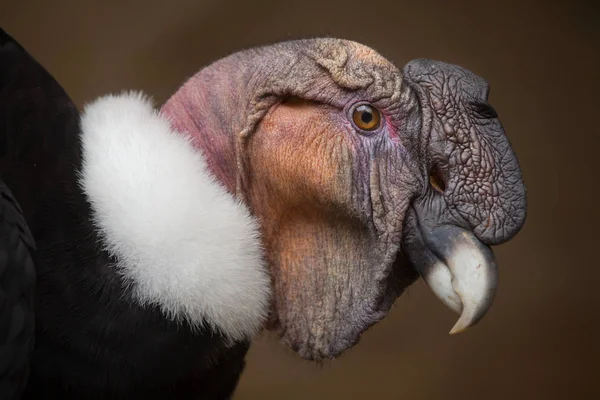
[408,219,499,334]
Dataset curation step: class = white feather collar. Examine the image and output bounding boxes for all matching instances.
[78,91,271,342]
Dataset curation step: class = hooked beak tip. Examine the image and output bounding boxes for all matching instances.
[449,326,467,335]
[409,223,499,335]
[448,315,474,335]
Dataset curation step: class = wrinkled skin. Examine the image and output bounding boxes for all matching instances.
[403,59,526,244]
[161,38,527,360]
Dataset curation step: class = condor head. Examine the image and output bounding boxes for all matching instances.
[81,38,527,361]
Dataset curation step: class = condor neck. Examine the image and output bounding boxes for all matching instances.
[160,59,257,196]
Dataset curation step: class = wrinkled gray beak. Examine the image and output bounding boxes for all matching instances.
[400,58,527,334]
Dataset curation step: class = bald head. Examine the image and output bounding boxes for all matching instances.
[161,38,526,359]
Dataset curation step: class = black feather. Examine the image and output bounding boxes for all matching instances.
[0,180,36,400]
[0,26,249,400]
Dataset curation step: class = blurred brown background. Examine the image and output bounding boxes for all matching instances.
[1,0,598,399]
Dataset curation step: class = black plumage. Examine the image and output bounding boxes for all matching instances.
[0,181,36,400]
[0,28,249,399]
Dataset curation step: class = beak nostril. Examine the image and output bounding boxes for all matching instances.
[429,166,446,193]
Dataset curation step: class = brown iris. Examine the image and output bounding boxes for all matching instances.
[352,104,381,131]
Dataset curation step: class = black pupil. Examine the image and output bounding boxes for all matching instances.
[361,110,373,123]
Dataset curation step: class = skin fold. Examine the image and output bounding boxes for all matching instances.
[161,38,527,361]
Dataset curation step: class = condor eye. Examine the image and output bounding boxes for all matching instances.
[351,103,381,131]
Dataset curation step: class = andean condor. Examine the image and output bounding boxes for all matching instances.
[0,28,527,399]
